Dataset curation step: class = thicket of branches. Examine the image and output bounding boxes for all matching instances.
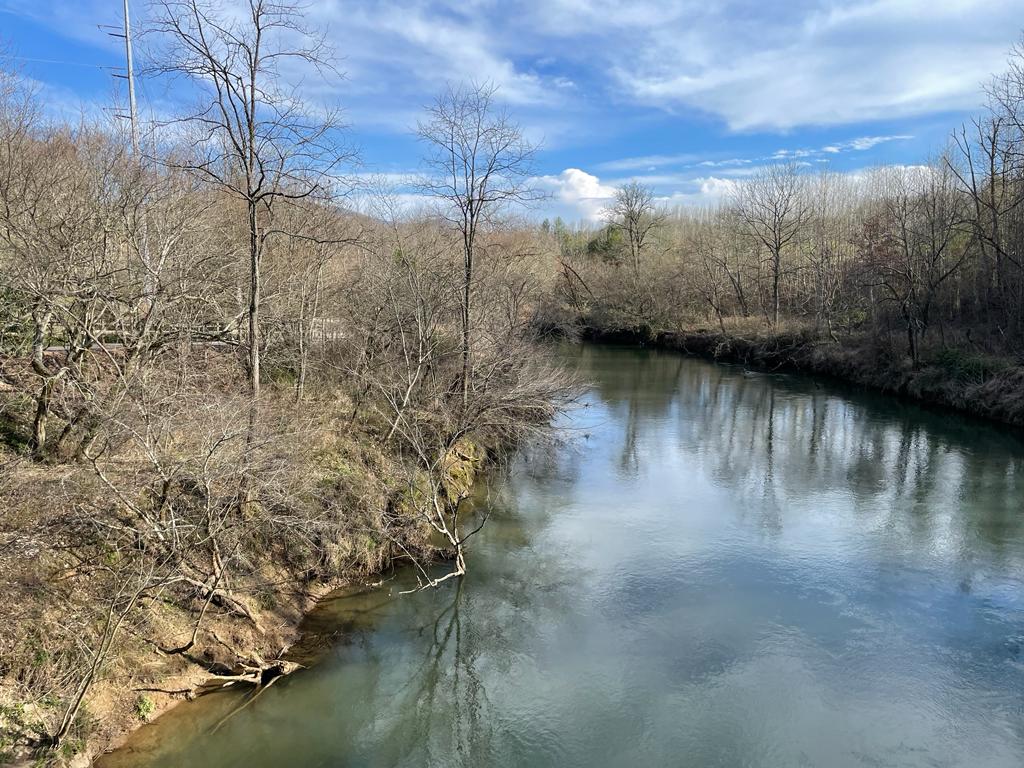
[0,3,570,759]
[550,43,1024,372]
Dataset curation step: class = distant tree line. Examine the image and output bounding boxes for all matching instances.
[550,41,1024,370]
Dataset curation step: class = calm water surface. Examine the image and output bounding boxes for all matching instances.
[105,345,1024,767]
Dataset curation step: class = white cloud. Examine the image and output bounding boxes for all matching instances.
[347,7,550,107]
[534,161,949,222]
[595,134,916,183]
[608,0,1019,129]
[5,0,1016,191]
[659,176,740,207]
[536,168,616,222]
[2,0,581,136]
[822,135,914,153]
[698,158,753,168]
[771,148,818,159]
[535,167,746,221]
[596,152,704,172]
[699,177,740,198]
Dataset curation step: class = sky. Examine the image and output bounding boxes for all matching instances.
[2,0,1022,222]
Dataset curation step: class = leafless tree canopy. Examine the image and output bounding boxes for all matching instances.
[0,29,570,760]
[146,0,357,405]
[416,82,543,403]
[606,181,666,278]
[548,37,1024,364]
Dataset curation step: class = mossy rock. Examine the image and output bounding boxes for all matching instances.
[441,439,484,502]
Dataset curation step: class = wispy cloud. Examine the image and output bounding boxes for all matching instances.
[698,158,754,168]
[595,153,704,172]
[821,135,914,153]
[606,0,1018,129]
[596,134,916,184]
[14,0,1012,136]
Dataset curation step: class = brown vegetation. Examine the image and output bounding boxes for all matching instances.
[5,6,1024,764]
[542,42,1024,426]
[0,4,572,763]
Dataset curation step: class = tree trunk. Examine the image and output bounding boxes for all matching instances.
[771,250,781,326]
[460,246,472,406]
[31,378,53,456]
[29,311,54,457]
[53,588,143,748]
[247,200,261,404]
[903,305,919,368]
[295,263,322,404]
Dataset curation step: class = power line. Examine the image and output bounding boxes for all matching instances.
[2,54,111,69]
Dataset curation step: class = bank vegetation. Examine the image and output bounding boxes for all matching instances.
[0,1,571,763]
[544,40,1024,425]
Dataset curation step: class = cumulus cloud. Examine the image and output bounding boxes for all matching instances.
[535,168,745,221]
[536,168,617,221]
[657,177,740,208]
[697,177,740,199]
[651,176,741,208]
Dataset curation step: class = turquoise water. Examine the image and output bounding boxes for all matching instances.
[106,345,1024,767]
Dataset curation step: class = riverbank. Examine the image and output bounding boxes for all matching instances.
[89,434,504,767]
[61,569,351,767]
[80,344,1024,768]
[0,404,492,767]
[580,323,1024,428]
[1,313,572,767]
[11,323,1020,765]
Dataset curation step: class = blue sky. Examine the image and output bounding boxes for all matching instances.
[2,0,1022,221]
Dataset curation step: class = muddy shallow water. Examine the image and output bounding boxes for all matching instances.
[103,345,1024,768]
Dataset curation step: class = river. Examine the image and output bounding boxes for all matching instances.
[103,344,1024,767]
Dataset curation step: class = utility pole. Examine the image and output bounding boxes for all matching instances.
[123,0,140,156]
[101,4,152,305]
[109,1,152,301]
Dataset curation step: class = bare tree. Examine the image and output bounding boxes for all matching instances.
[949,109,1024,331]
[862,162,969,365]
[607,181,665,278]
[147,0,355,408]
[416,82,541,405]
[733,163,809,326]
[807,171,856,342]
[51,547,170,749]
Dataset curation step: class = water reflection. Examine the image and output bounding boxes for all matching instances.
[580,345,1024,571]
[104,345,1024,768]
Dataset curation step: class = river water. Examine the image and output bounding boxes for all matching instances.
[104,345,1024,767]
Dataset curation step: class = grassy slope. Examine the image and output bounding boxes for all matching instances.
[0,400,488,767]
